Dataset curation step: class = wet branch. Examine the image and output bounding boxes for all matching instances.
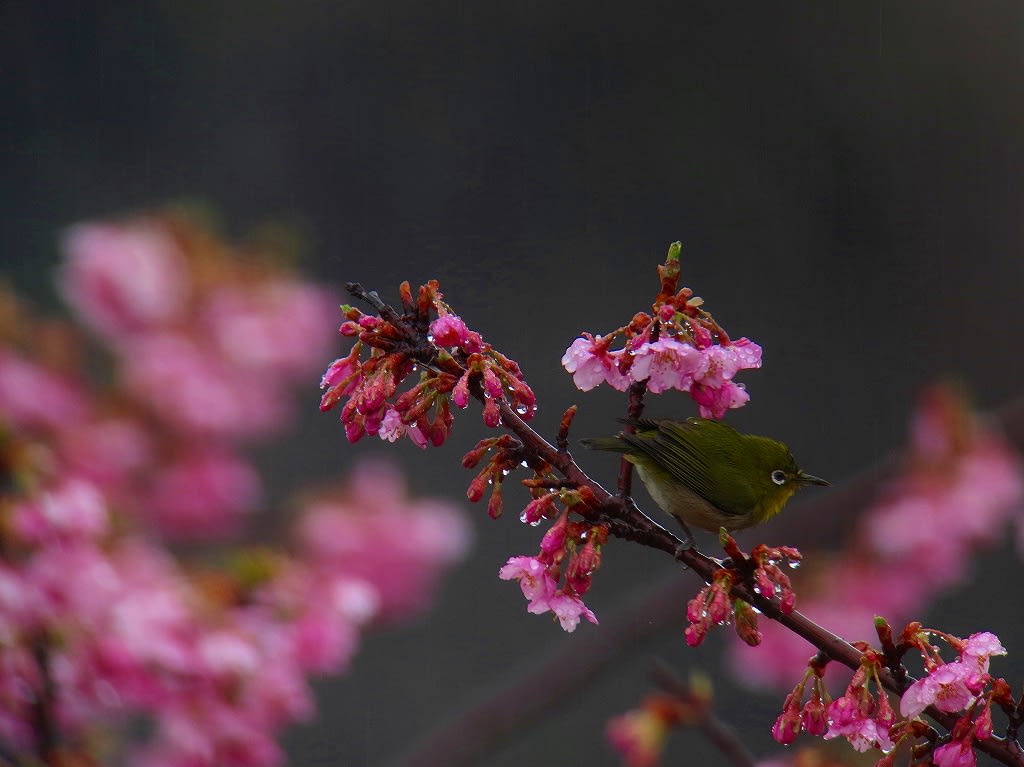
[347,283,1024,767]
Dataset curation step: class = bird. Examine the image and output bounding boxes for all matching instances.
[580,417,828,539]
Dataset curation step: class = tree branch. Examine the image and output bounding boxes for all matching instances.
[346,284,1024,767]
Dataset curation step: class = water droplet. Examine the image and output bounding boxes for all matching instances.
[788,560,801,570]
[516,404,529,415]
[518,511,541,527]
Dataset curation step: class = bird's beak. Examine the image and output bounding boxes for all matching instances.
[797,471,830,487]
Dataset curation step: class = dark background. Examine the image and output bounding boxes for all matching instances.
[4,3,1024,765]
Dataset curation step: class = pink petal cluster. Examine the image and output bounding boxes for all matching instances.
[823,692,895,753]
[321,298,533,447]
[60,216,340,443]
[899,631,1005,723]
[821,670,895,753]
[44,213,342,538]
[498,555,597,632]
[57,221,190,338]
[932,741,977,767]
[900,664,975,717]
[0,211,473,766]
[0,350,89,432]
[295,460,472,621]
[561,334,631,392]
[562,334,761,418]
[497,512,606,632]
[0,453,467,765]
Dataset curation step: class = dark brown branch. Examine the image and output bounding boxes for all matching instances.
[346,284,1024,766]
[30,639,56,763]
[495,397,1024,765]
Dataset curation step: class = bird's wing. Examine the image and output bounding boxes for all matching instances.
[650,419,758,517]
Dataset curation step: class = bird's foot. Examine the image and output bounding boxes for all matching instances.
[673,521,695,565]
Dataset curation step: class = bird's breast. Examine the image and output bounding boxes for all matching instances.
[633,464,746,532]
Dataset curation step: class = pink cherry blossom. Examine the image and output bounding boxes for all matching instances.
[10,477,109,543]
[58,221,190,340]
[771,703,801,745]
[932,740,977,767]
[548,591,599,633]
[499,556,556,613]
[147,450,262,539]
[202,281,339,379]
[122,331,287,439]
[629,337,708,393]
[824,693,894,753]
[378,407,407,442]
[561,335,631,391]
[960,631,1007,673]
[899,662,978,718]
[697,338,762,386]
[296,460,471,621]
[691,380,750,419]
[0,350,89,432]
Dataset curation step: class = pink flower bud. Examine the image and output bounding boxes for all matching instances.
[772,708,802,745]
[482,398,500,428]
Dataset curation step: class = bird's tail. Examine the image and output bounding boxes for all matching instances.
[578,436,628,452]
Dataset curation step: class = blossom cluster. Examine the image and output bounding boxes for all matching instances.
[768,628,1010,767]
[684,536,801,648]
[320,280,535,446]
[498,511,604,632]
[892,629,1008,767]
[0,212,470,766]
[730,386,1024,691]
[561,243,762,418]
[0,212,341,540]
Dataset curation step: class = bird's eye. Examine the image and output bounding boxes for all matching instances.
[770,470,787,486]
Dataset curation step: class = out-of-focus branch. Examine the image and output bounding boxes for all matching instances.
[391,568,691,767]
[649,661,756,767]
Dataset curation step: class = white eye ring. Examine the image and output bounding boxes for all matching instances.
[771,470,787,486]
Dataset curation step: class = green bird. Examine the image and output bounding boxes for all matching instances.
[580,417,828,537]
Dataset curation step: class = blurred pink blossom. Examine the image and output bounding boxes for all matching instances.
[0,350,88,432]
[122,331,288,439]
[0,210,473,767]
[296,459,471,621]
[10,477,109,543]
[58,221,190,340]
[147,449,262,539]
[202,281,340,379]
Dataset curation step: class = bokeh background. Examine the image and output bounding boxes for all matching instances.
[4,2,1024,765]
